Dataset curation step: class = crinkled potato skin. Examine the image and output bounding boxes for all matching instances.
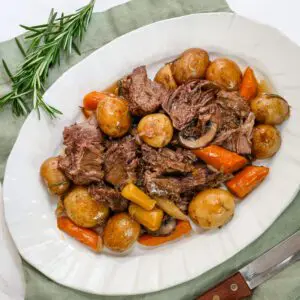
[172,48,210,84]
[96,95,131,138]
[154,63,178,90]
[252,124,281,159]
[103,213,141,252]
[206,58,242,91]
[188,189,235,229]
[250,94,290,125]
[137,113,173,148]
[64,186,109,228]
[40,157,70,195]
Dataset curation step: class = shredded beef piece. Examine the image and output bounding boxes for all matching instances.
[164,80,254,154]
[144,171,182,198]
[141,144,196,175]
[58,117,104,185]
[162,80,220,130]
[214,112,255,154]
[212,91,254,154]
[122,66,169,116]
[89,183,128,212]
[215,90,250,131]
[144,164,224,198]
[217,90,250,118]
[142,146,216,200]
[104,136,139,189]
[205,169,233,188]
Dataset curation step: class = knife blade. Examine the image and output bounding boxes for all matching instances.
[198,230,300,300]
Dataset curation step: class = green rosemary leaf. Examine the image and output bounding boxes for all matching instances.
[60,13,64,29]
[20,24,41,33]
[15,38,26,57]
[45,10,58,43]
[16,98,29,115]
[2,59,15,82]
[72,42,81,55]
[10,90,32,99]
[25,32,43,40]
[0,93,14,108]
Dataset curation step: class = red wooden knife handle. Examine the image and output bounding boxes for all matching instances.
[197,273,252,300]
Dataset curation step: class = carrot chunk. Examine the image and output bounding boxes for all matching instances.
[138,220,192,247]
[193,145,248,174]
[83,91,107,110]
[226,165,269,198]
[240,67,258,101]
[57,216,102,252]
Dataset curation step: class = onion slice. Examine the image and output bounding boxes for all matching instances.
[179,122,218,149]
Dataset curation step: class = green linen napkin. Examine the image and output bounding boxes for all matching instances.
[0,0,299,299]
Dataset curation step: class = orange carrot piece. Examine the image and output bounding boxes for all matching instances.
[138,220,192,247]
[57,216,102,252]
[83,91,107,110]
[193,145,248,174]
[240,67,258,101]
[226,165,269,198]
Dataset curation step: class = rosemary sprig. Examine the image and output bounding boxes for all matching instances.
[0,0,95,118]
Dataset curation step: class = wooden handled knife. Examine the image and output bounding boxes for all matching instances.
[198,230,300,300]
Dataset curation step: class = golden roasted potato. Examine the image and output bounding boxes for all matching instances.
[137,113,173,148]
[96,95,131,137]
[188,189,235,229]
[40,157,70,195]
[172,48,209,84]
[206,58,242,91]
[64,186,109,228]
[250,93,290,125]
[154,64,177,89]
[103,213,140,252]
[252,124,281,159]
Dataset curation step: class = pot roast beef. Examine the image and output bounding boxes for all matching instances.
[214,112,255,154]
[162,80,220,130]
[212,91,254,154]
[89,183,128,212]
[104,136,139,188]
[162,80,254,154]
[59,117,104,185]
[122,66,169,116]
[141,144,196,175]
[142,145,231,203]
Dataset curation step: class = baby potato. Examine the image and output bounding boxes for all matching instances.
[172,48,210,84]
[154,64,177,90]
[40,157,70,195]
[96,95,131,138]
[206,58,242,91]
[137,113,173,148]
[103,213,141,252]
[188,189,235,229]
[252,124,281,159]
[64,186,109,228]
[250,93,290,125]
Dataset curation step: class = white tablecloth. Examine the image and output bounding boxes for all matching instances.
[1,0,300,299]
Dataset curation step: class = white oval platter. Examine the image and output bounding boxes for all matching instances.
[3,12,300,295]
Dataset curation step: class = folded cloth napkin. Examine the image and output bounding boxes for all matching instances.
[0,0,299,299]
